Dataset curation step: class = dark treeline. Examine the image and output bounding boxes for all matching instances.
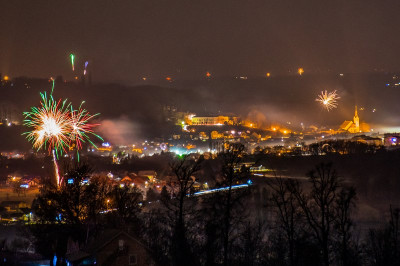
[252,147,400,206]
[19,143,400,266]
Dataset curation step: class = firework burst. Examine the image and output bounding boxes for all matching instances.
[23,92,72,155]
[316,90,340,111]
[24,87,102,186]
[69,102,103,160]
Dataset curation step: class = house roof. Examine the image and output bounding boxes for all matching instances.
[85,229,152,255]
[339,120,353,131]
[120,176,133,183]
[132,176,149,184]
[67,229,153,263]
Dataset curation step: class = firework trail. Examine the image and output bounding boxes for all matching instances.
[50,77,55,95]
[83,61,89,75]
[315,90,340,111]
[70,54,75,71]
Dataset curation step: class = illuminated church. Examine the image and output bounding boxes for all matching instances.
[339,106,370,133]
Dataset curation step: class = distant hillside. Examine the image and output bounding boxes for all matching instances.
[1,72,399,147]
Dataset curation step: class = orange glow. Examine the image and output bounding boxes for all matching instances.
[3,75,9,81]
[166,77,172,81]
[74,76,79,80]
[98,146,112,152]
[142,77,147,81]
[266,72,271,77]
[132,148,143,153]
[206,72,211,78]
[186,144,196,150]
[298,68,304,76]
[279,128,291,134]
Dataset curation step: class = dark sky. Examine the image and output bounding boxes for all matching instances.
[1,0,400,83]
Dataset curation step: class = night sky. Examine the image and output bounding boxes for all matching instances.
[1,0,400,83]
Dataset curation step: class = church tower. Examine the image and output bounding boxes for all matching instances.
[353,106,360,132]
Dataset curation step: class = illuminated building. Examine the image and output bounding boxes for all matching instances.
[199,131,209,140]
[191,115,238,126]
[131,148,143,154]
[97,145,112,152]
[211,131,224,139]
[339,106,370,133]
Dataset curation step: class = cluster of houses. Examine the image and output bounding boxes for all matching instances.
[0,175,41,223]
[0,200,32,223]
[6,175,41,189]
[105,170,166,192]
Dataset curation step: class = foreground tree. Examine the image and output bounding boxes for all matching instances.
[216,143,250,266]
[292,163,357,266]
[166,154,204,266]
[268,177,303,266]
[333,186,359,266]
[30,163,110,264]
[108,184,143,233]
[365,206,400,266]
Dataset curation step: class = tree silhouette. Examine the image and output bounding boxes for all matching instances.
[292,163,356,266]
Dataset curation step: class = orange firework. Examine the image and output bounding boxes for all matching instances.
[316,90,340,111]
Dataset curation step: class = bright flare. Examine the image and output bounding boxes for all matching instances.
[316,90,340,111]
